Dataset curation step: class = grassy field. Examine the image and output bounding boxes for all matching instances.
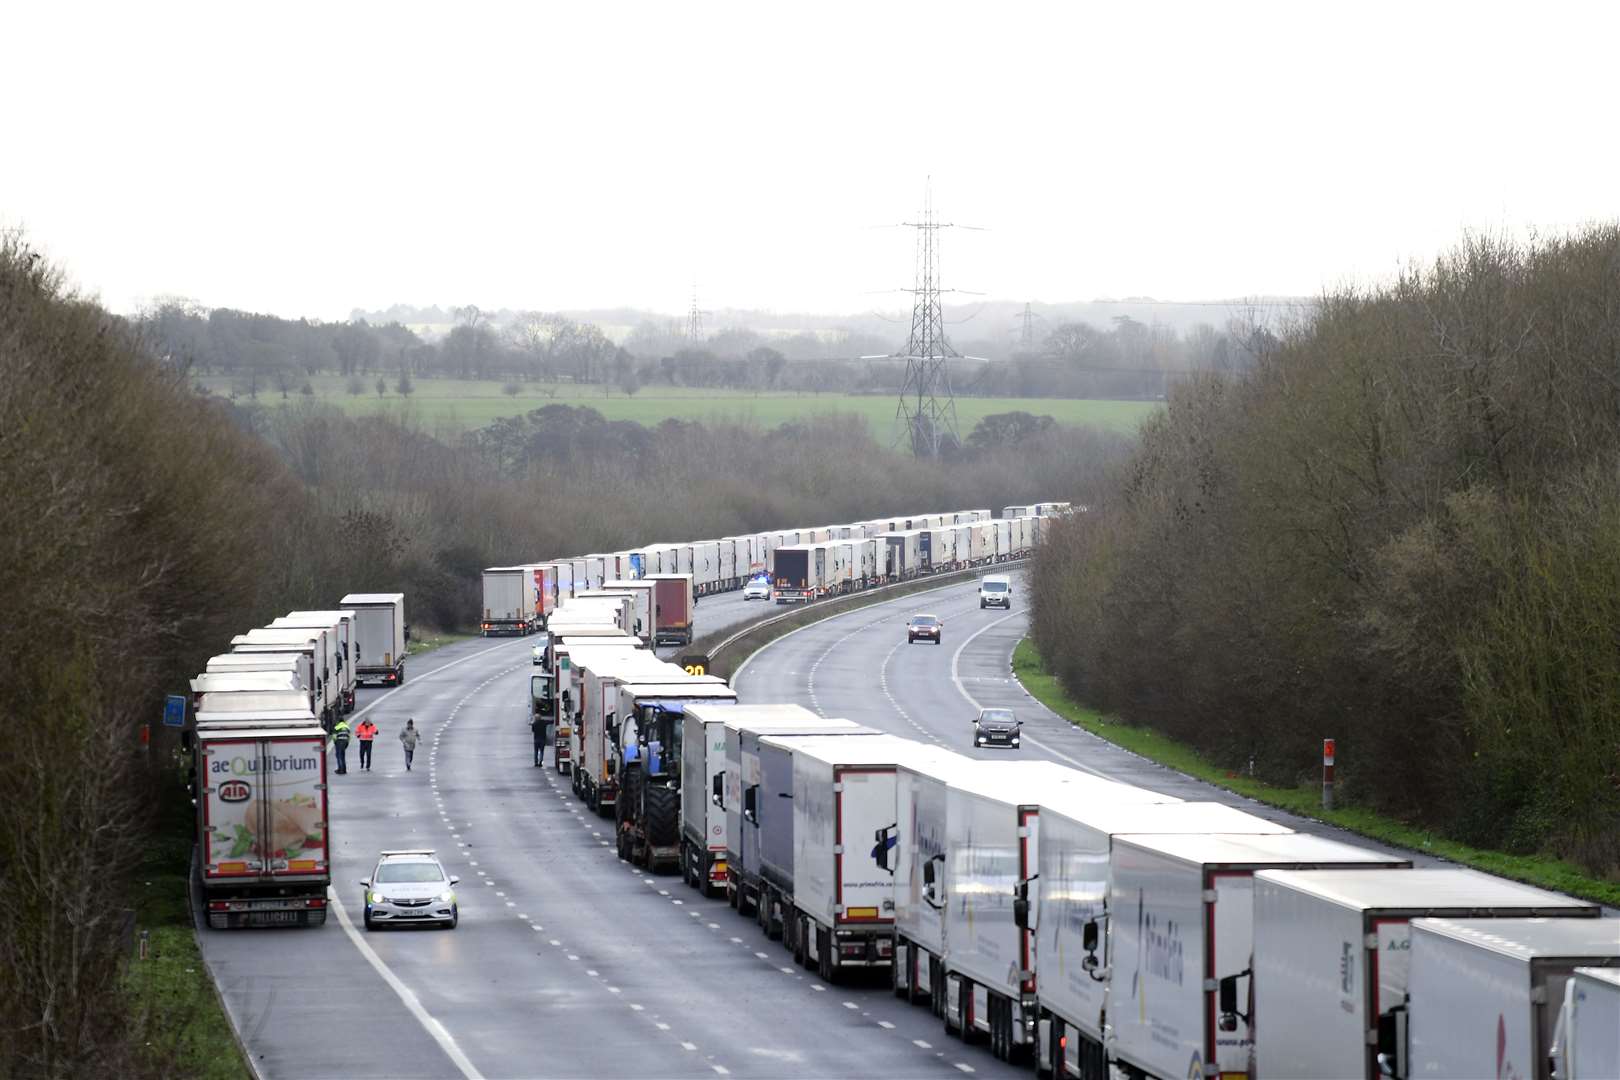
[197,375,1161,435]
[1012,640,1620,906]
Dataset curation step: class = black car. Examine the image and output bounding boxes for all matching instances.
[973,708,1021,749]
[907,613,942,644]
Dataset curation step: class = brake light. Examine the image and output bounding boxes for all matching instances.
[208,901,228,911]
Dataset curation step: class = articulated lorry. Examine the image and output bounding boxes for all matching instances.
[600,579,658,645]
[1027,800,1291,1080]
[1252,869,1601,1080]
[1403,917,1619,1080]
[646,574,695,645]
[192,692,329,929]
[612,677,736,871]
[339,592,407,686]
[570,648,668,814]
[926,763,1182,1060]
[480,565,543,635]
[543,624,639,773]
[271,610,357,712]
[723,711,874,915]
[760,734,968,983]
[231,628,338,730]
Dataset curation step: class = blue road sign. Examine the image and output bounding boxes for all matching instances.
[163,694,187,727]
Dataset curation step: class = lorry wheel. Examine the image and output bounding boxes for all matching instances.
[643,785,679,846]
[396,666,405,685]
[892,943,908,998]
[817,928,834,982]
[792,916,807,967]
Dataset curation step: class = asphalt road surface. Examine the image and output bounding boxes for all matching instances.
[198,586,1020,1079]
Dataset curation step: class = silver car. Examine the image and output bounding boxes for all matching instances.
[743,575,771,600]
[361,850,459,930]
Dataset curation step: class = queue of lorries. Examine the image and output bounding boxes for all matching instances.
[481,501,1072,641]
[184,593,406,929]
[537,546,1618,1080]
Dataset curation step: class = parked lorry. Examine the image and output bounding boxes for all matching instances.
[929,763,1183,1060]
[480,565,542,635]
[190,671,312,715]
[1020,800,1290,1078]
[1102,835,1409,1080]
[571,648,669,814]
[543,625,640,773]
[1552,966,1620,1080]
[339,592,407,686]
[646,575,695,646]
[192,696,329,929]
[762,734,968,983]
[613,677,736,870]
[771,544,826,603]
[1251,869,1602,1080]
[879,531,922,581]
[1401,917,1620,1080]
[600,578,658,645]
[680,701,775,897]
[272,610,357,712]
[723,711,873,915]
[231,628,337,729]
[206,651,311,687]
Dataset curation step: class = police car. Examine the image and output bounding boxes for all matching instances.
[360,850,459,930]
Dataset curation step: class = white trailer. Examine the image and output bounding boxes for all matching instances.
[1401,918,1618,1080]
[1106,835,1408,1080]
[1033,802,1293,1079]
[893,755,985,1009]
[190,671,313,716]
[1003,504,1036,518]
[762,734,967,981]
[937,763,1183,1059]
[879,531,922,580]
[570,557,597,592]
[716,539,739,588]
[690,541,720,595]
[599,579,657,644]
[339,592,406,687]
[725,713,873,915]
[480,565,541,635]
[545,627,639,773]
[993,519,1012,561]
[1252,869,1603,1080]
[272,611,358,713]
[1553,966,1620,1080]
[231,628,338,729]
[205,651,312,688]
[681,704,821,899]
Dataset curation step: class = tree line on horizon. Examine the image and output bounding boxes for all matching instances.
[137,298,1262,403]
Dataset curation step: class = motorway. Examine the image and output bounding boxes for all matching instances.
[198,569,1501,1080]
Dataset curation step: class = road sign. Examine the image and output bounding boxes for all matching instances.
[163,694,187,728]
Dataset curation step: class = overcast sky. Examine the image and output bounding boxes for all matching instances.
[7,1,1615,321]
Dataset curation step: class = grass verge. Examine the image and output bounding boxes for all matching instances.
[1012,639,1620,907]
[407,629,476,657]
[125,781,250,1079]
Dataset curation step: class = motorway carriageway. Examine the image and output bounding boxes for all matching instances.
[197,583,1027,1079]
[202,569,1538,1079]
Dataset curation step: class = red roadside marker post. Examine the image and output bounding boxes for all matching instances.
[1322,738,1336,811]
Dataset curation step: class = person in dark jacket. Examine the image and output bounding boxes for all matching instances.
[331,719,352,775]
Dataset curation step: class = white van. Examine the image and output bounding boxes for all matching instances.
[978,574,1011,609]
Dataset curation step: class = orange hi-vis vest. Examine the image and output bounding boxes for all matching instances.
[356,720,378,741]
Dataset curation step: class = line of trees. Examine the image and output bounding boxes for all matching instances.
[139,299,1258,401]
[1029,225,1620,877]
[3,237,1130,1074]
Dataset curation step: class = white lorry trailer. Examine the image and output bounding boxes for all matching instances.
[1103,834,1409,1080]
[724,713,874,915]
[679,704,818,899]
[1553,966,1620,1080]
[545,627,640,773]
[190,671,313,716]
[1401,917,1619,1080]
[480,565,542,635]
[1251,869,1603,1080]
[612,678,736,871]
[272,611,358,713]
[192,700,329,929]
[339,592,407,686]
[231,628,338,729]
[600,579,658,645]
[206,652,311,687]
[935,763,1185,1061]
[1031,801,1294,1080]
[763,734,969,983]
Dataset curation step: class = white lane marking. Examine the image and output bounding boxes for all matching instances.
[779,966,795,974]
[329,892,484,1079]
[842,1001,859,1010]
[607,986,621,994]
[955,1064,975,1073]
[914,1039,932,1049]
[712,1067,730,1076]
[656,1022,671,1031]
[949,609,1109,778]
[586,969,599,977]
[754,951,769,959]
[878,1020,895,1029]
[810,983,825,992]
[681,1042,698,1051]
[630,1003,644,1011]
[731,574,982,685]
[350,638,527,719]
